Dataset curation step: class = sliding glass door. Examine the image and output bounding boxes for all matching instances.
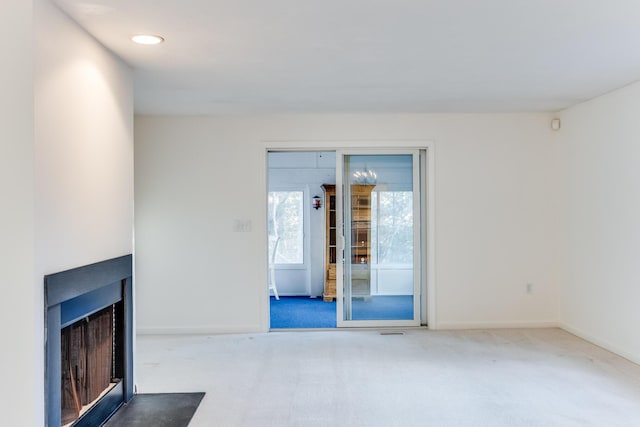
[336,150,421,327]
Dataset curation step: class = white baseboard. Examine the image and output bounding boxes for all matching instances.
[433,320,640,366]
[136,321,640,367]
[434,320,560,330]
[137,325,265,335]
[559,322,640,366]
[139,321,561,334]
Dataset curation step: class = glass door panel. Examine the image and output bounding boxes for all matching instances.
[337,151,421,327]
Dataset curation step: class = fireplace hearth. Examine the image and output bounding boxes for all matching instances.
[45,255,133,427]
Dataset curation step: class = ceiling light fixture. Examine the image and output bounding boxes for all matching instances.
[131,34,164,45]
[352,169,377,184]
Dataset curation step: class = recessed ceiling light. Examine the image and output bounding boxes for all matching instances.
[131,34,164,45]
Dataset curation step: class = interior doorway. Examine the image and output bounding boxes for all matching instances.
[267,148,430,329]
[268,151,337,328]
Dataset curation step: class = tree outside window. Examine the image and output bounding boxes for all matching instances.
[371,191,413,264]
[268,191,304,264]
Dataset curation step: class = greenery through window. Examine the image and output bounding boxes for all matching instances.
[371,191,413,264]
[268,191,304,264]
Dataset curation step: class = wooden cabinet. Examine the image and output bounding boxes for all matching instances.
[321,184,375,302]
[322,184,337,301]
[349,185,375,298]
[350,185,375,264]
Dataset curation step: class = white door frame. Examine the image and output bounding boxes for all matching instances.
[336,148,422,328]
[262,142,436,330]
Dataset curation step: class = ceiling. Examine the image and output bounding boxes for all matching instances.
[52,0,640,115]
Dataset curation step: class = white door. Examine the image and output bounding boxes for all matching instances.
[336,150,422,327]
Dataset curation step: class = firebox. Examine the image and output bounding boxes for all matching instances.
[45,255,133,427]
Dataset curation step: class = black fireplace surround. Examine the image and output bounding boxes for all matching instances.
[45,255,133,427]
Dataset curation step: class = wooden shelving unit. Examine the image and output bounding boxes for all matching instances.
[349,184,375,298]
[322,184,337,302]
[321,184,375,302]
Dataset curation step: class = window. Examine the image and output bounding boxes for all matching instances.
[371,191,413,264]
[268,191,304,264]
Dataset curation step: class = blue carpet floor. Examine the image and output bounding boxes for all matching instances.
[270,296,336,328]
[270,295,413,328]
[352,295,414,320]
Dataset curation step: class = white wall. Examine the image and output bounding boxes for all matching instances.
[33,0,134,424]
[0,0,35,425]
[35,0,134,272]
[135,114,558,333]
[557,81,640,364]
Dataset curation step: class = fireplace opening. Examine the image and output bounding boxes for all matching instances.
[61,302,123,426]
[46,255,133,427]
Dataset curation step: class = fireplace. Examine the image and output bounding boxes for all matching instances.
[45,255,133,427]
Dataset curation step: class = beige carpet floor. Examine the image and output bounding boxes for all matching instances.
[136,328,640,426]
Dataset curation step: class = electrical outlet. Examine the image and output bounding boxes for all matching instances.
[526,283,533,294]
